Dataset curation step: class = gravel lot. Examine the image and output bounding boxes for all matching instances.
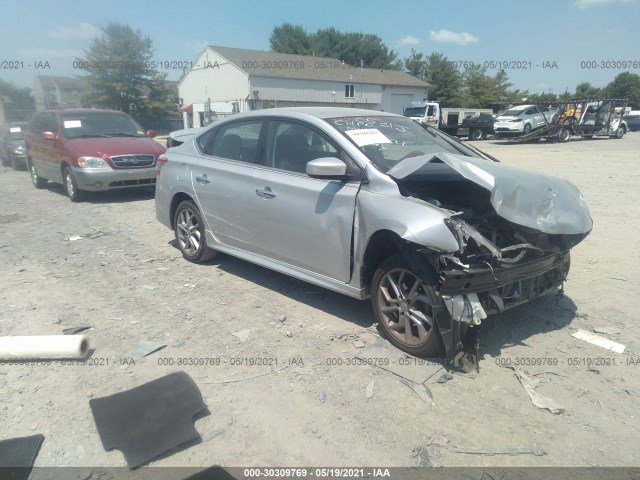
[1,133,639,470]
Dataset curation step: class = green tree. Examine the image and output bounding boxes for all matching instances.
[461,64,495,107]
[402,49,427,79]
[77,23,174,115]
[269,23,399,69]
[603,72,640,108]
[269,23,310,55]
[422,53,464,106]
[574,82,601,99]
[0,79,35,111]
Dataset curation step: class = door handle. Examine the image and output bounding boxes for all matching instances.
[195,174,210,184]
[255,187,277,199]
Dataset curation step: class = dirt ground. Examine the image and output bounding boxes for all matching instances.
[1,133,639,471]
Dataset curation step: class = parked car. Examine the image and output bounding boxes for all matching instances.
[494,105,556,137]
[25,108,166,202]
[155,108,592,358]
[0,122,28,170]
[622,112,640,132]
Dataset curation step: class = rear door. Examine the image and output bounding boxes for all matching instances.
[249,119,361,282]
[190,119,266,250]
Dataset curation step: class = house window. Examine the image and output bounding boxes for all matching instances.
[345,84,355,98]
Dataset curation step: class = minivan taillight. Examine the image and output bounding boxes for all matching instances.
[156,155,168,175]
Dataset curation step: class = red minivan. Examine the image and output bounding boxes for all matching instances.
[25,108,166,202]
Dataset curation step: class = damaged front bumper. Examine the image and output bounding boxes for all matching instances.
[432,251,570,358]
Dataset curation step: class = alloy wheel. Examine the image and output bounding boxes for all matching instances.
[376,267,434,347]
[176,207,202,256]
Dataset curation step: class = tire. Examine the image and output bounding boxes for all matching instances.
[174,200,217,263]
[29,160,47,189]
[558,127,570,143]
[469,128,483,141]
[523,123,532,135]
[371,253,444,357]
[63,166,84,202]
[614,126,625,139]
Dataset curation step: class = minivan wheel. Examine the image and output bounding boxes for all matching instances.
[371,253,444,357]
[174,200,217,263]
[63,166,84,202]
[30,161,47,189]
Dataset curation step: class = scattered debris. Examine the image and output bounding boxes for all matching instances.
[365,380,375,399]
[399,378,435,406]
[572,329,625,353]
[131,340,166,360]
[511,366,564,414]
[353,340,366,349]
[321,388,326,403]
[278,314,287,322]
[201,365,288,384]
[0,335,89,360]
[139,285,156,290]
[437,372,454,383]
[451,446,546,456]
[231,329,251,343]
[357,339,442,384]
[283,331,294,338]
[67,235,82,242]
[429,434,450,446]
[593,326,622,336]
[62,325,91,335]
[411,445,432,467]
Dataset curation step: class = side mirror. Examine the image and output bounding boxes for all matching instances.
[41,131,56,141]
[306,157,347,179]
[146,130,157,138]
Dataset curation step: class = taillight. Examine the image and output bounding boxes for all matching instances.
[156,155,168,175]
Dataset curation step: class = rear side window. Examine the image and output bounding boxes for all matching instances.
[204,120,264,164]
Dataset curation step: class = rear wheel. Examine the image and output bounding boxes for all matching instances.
[371,253,443,357]
[558,127,571,143]
[63,166,84,202]
[469,128,483,141]
[174,200,217,263]
[29,160,47,189]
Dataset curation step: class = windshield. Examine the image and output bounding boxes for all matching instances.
[501,108,526,117]
[326,115,483,173]
[7,126,26,140]
[61,112,147,139]
[403,106,434,117]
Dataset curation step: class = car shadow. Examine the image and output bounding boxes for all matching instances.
[169,240,375,330]
[478,292,578,360]
[169,241,581,357]
[43,182,155,204]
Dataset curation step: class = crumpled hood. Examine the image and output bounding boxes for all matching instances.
[387,152,593,236]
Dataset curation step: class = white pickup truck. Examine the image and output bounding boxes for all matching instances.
[403,101,494,140]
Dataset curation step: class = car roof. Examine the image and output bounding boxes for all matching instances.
[41,108,127,115]
[220,106,403,122]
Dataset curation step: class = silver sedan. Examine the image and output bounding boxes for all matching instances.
[155,108,592,358]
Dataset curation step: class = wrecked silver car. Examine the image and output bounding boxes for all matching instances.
[155,108,592,358]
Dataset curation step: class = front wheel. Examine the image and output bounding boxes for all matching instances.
[371,253,443,357]
[523,123,532,135]
[29,160,47,189]
[174,200,217,263]
[63,166,84,202]
[613,126,625,139]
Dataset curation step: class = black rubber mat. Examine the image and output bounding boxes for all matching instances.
[0,434,44,480]
[89,371,206,467]
[184,466,238,480]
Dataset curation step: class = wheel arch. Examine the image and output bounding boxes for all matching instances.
[170,192,196,229]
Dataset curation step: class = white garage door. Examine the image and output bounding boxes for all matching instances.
[390,94,414,115]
